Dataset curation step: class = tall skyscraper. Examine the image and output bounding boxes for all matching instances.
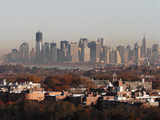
[88,41,101,63]
[126,45,132,61]
[117,45,125,63]
[141,36,146,57]
[70,42,79,63]
[134,42,141,64]
[97,38,104,62]
[50,42,57,63]
[109,49,116,64]
[103,47,110,64]
[43,42,50,55]
[30,48,35,63]
[123,47,129,65]
[79,38,90,62]
[43,42,50,63]
[60,40,70,62]
[116,49,122,65]
[35,31,43,58]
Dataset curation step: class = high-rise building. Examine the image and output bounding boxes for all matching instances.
[97,37,104,47]
[57,48,63,62]
[60,40,70,62]
[30,48,35,63]
[137,47,141,65]
[126,45,132,61]
[43,42,50,55]
[117,45,125,63]
[10,49,19,62]
[79,38,90,62]
[123,47,129,64]
[97,38,104,62]
[134,43,141,64]
[50,42,57,63]
[103,47,110,64]
[150,44,159,64]
[43,42,50,63]
[88,41,101,63]
[101,46,108,63]
[141,36,146,57]
[147,48,152,58]
[35,31,43,58]
[109,49,116,64]
[116,49,122,64]
[79,38,88,47]
[19,42,29,60]
[70,42,79,63]
[152,44,159,53]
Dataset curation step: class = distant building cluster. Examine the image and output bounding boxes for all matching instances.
[5,31,160,65]
[0,79,41,93]
[0,73,160,107]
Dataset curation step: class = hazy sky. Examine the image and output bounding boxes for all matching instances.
[0,0,160,55]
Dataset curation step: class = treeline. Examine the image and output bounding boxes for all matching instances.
[43,74,95,90]
[0,99,160,120]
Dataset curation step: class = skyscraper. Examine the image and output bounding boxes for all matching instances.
[109,49,116,64]
[97,37,104,47]
[152,44,159,53]
[103,47,110,64]
[60,40,70,62]
[150,44,159,64]
[123,47,129,65]
[116,49,122,65]
[35,31,43,59]
[79,38,90,62]
[19,42,29,59]
[147,48,152,58]
[30,48,35,63]
[50,42,57,63]
[70,42,79,63]
[117,45,125,63]
[134,42,141,64]
[88,41,101,63]
[126,45,132,61]
[141,36,146,57]
[43,42,50,63]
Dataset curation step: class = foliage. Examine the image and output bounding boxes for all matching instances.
[44,74,95,90]
[0,99,159,120]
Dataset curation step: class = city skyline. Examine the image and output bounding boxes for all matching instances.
[4,32,160,49]
[0,0,160,55]
[5,31,160,66]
